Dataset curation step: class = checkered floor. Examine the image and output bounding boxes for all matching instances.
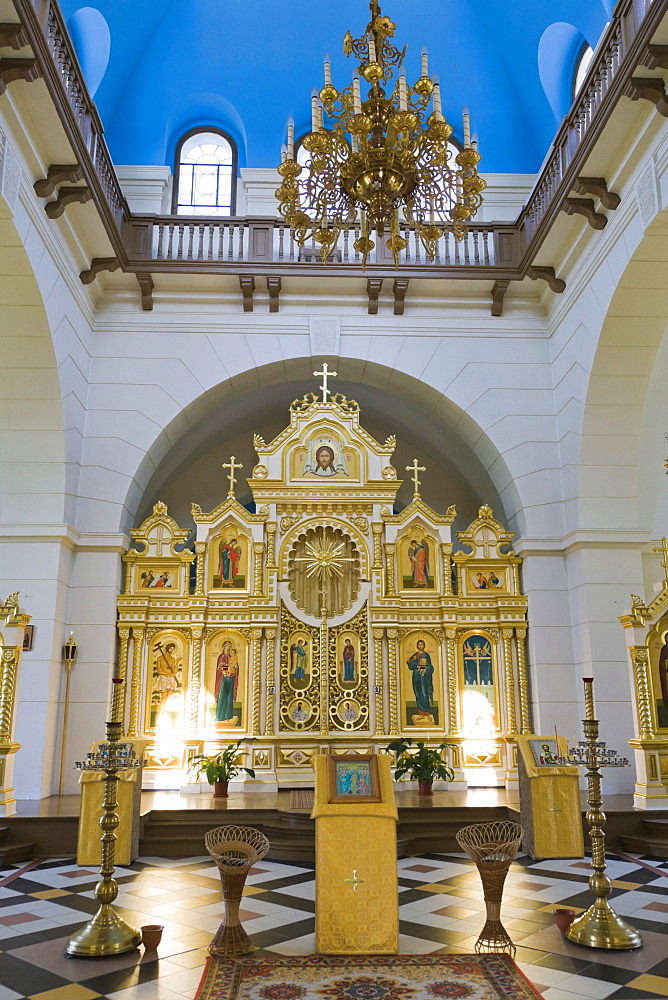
[1,851,667,1000]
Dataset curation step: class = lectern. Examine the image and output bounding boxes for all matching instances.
[516,735,583,860]
[312,753,398,953]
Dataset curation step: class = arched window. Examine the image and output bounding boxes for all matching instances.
[173,129,237,216]
[573,43,594,98]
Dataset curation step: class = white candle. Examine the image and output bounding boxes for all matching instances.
[324,53,331,86]
[472,131,478,152]
[318,102,324,130]
[432,74,442,118]
[399,69,407,111]
[281,143,287,163]
[353,75,362,114]
[311,89,319,132]
[287,117,294,159]
[463,105,471,147]
[421,46,428,77]
[368,33,376,63]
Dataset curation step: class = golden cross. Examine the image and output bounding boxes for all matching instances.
[653,538,668,578]
[154,524,166,557]
[222,455,243,497]
[313,362,337,402]
[344,868,366,892]
[406,458,426,497]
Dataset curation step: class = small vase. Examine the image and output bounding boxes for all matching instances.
[141,924,164,950]
[553,908,576,934]
[213,781,229,798]
[418,780,433,796]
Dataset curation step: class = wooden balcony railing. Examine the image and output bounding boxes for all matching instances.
[10,0,668,281]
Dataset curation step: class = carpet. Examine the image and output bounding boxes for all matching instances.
[194,953,543,1000]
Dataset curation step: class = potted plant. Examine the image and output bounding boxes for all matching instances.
[386,737,457,795]
[188,738,255,797]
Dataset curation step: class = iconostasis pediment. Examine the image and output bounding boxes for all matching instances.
[122,501,194,596]
[453,505,521,598]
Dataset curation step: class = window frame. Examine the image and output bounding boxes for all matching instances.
[172,126,238,217]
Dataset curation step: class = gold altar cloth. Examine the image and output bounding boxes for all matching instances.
[516,736,583,860]
[312,754,399,954]
[76,739,147,866]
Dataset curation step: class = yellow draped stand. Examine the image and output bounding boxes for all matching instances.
[312,754,398,953]
[516,736,583,860]
[77,739,147,866]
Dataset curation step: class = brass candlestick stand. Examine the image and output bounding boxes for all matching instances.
[558,678,641,950]
[67,678,147,957]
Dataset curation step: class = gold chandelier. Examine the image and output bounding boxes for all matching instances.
[276,0,486,266]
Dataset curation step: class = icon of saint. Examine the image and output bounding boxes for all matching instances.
[342,700,357,722]
[659,636,668,713]
[341,636,356,683]
[292,700,308,722]
[539,743,558,765]
[408,538,429,587]
[153,640,182,719]
[219,537,241,585]
[407,639,434,718]
[215,640,239,723]
[141,570,155,588]
[290,639,309,680]
[303,441,348,477]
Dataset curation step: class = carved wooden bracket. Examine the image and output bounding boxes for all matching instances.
[624,76,668,117]
[491,279,510,317]
[642,45,668,71]
[527,266,566,293]
[562,197,607,230]
[0,56,39,96]
[573,176,621,210]
[34,163,83,198]
[367,277,383,315]
[0,24,29,49]
[392,278,408,315]
[45,186,91,219]
[136,272,154,311]
[267,275,281,313]
[240,275,255,312]
[79,257,120,284]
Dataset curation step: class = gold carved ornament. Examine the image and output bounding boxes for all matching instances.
[328,604,370,732]
[279,605,321,733]
[288,525,361,619]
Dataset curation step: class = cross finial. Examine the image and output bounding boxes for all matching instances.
[222,455,243,497]
[406,458,426,497]
[313,362,337,402]
[653,537,668,580]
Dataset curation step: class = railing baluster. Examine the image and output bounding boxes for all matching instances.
[156,225,164,260]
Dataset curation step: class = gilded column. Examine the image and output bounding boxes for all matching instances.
[266,524,277,570]
[128,628,144,738]
[251,629,263,737]
[194,542,206,596]
[630,646,654,740]
[372,523,383,569]
[0,647,19,749]
[253,542,265,597]
[117,628,130,733]
[264,629,276,737]
[445,628,459,734]
[515,628,531,734]
[190,628,203,735]
[319,610,329,737]
[387,628,399,736]
[385,543,396,597]
[372,628,385,736]
[442,544,453,597]
[501,628,517,735]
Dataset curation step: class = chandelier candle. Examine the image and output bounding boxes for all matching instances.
[276,0,486,265]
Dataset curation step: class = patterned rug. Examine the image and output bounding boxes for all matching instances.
[195,953,543,999]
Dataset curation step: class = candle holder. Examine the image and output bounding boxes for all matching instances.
[66,679,147,957]
[555,678,642,951]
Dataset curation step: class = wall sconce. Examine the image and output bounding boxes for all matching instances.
[59,631,77,797]
[63,631,77,665]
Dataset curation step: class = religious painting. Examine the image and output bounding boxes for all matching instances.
[287,696,313,729]
[336,697,361,726]
[287,629,311,691]
[400,632,442,729]
[528,739,561,767]
[205,630,247,729]
[460,632,498,738]
[290,435,360,480]
[467,567,507,594]
[399,530,436,590]
[327,754,381,803]
[146,630,187,732]
[136,566,179,592]
[647,619,668,731]
[22,624,34,651]
[210,526,248,590]
[336,631,360,688]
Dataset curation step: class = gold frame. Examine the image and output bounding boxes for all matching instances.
[458,628,502,737]
[327,753,381,803]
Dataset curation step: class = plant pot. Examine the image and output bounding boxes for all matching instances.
[141,924,164,950]
[553,908,576,934]
[418,780,433,796]
[213,781,229,798]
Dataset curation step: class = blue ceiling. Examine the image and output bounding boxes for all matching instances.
[57,0,612,174]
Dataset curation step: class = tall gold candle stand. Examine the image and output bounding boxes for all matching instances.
[66,678,147,957]
[559,678,641,950]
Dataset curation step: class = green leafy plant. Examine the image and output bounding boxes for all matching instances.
[188,738,255,785]
[386,737,457,784]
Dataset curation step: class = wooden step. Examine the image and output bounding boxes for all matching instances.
[620,833,668,859]
[0,840,35,864]
[644,818,668,835]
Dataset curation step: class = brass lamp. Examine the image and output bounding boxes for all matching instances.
[58,632,78,797]
[276,0,486,265]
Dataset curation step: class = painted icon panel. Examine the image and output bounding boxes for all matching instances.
[461,632,498,738]
[206,630,247,729]
[290,435,360,480]
[467,567,507,593]
[400,632,442,729]
[146,630,187,732]
[137,566,179,591]
[529,739,560,766]
[400,533,435,590]
[211,528,248,590]
[337,631,360,689]
[287,630,312,691]
[648,622,668,731]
